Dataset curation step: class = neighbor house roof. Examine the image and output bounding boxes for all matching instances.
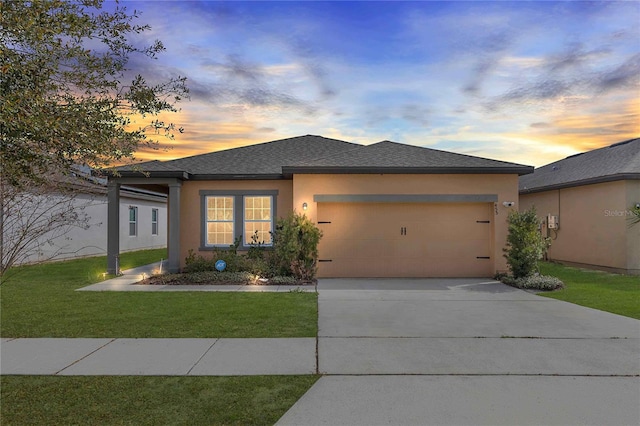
[519,138,640,194]
[115,135,533,180]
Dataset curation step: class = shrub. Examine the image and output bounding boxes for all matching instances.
[268,275,299,285]
[183,271,255,284]
[272,212,322,280]
[184,237,254,274]
[500,274,564,291]
[503,207,550,278]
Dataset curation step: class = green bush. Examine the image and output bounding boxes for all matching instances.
[183,214,322,281]
[503,207,550,278]
[272,212,322,281]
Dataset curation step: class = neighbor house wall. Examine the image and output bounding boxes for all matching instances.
[14,192,167,265]
[520,180,638,274]
[119,194,168,253]
[178,180,293,269]
[292,173,520,275]
[625,180,640,274]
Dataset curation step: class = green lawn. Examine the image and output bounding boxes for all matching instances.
[539,262,640,319]
[0,375,319,425]
[0,249,317,338]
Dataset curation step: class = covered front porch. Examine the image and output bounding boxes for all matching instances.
[106,175,185,275]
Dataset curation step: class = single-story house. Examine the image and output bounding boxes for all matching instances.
[108,135,533,277]
[520,138,640,275]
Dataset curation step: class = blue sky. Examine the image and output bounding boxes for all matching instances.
[118,0,640,166]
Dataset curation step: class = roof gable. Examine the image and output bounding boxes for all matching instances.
[520,138,640,193]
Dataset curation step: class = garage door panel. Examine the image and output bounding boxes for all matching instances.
[317,202,493,278]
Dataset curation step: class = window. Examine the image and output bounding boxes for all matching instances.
[200,190,278,249]
[151,208,158,236]
[244,196,273,245]
[128,206,137,236]
[205,196,234,246]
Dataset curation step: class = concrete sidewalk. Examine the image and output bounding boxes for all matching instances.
[1,338,316,376]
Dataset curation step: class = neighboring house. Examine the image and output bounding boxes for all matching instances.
[9,176,168,266]
[108,135,533,277]
[520,138,640,275]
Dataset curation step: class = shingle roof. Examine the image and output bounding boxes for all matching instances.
[283,140,532,175]
[116,135,533,179]
[519,138,640,193]
[117,135,359,179]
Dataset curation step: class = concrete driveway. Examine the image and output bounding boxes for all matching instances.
[277,278,640,426]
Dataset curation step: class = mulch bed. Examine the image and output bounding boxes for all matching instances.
[137,275,315,286]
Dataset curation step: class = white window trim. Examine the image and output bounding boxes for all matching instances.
[204,196,235,247]
[243,195,274,246]
[128,206,138,237]
[151,208,159,236]
[199,190,278,250]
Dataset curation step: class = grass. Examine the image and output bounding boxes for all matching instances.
[538,261,640,319]
[0,375,319,425]
[0,249,318,338]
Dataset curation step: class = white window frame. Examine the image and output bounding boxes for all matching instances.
[199,190,278,250]
[151,208,159,236]
[243,195,274,246]
[128,206,137,237]
[204,196,235,247]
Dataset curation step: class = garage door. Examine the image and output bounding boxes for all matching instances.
[317,202,493,278]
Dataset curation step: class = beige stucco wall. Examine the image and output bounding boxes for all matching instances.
[520,180,639,274]
[625,180,640,273]
[178,180,293,268]
[293,174,520,276]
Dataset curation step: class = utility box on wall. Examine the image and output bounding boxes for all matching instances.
[547,214,559,230]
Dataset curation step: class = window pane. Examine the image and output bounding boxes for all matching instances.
[129,207,136,222]
[207,222,233,245]
[129,222,136,236]
[152,209,157,222]
[243,196,273,245]
[152,222,158,235]
[244,221,272,244]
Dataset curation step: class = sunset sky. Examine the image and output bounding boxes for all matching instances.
[118,0,639,167]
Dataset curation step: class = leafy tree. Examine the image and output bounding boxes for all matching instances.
[503,207,550,279]
[1,0,187,283]
[0,0,188,187]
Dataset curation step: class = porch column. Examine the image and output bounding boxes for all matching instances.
[167,182,182,273]
[107,181,120,275]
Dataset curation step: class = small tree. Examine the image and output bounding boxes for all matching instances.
[271,212,322,281]
[503,207,550,279]
[0,177,97,284]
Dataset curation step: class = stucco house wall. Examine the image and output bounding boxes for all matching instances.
[119,193,168,253]
[15,189,167,265]
[293,173,520,276]
[178,179,293,268]
[520,180,640,274]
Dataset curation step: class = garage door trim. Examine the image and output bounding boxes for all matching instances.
[313,194,498,203]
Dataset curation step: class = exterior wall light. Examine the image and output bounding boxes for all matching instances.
[302,202,308,211]
[502,201,515,207]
